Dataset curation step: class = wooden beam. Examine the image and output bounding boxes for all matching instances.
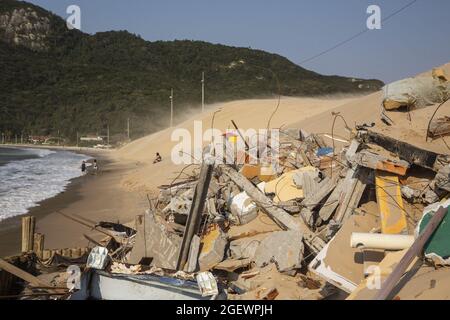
[220,165,325,254]
[374,206,448,300]
[21,216,35,253]
[0,258,62,294]
[33,233,45,259]
[176,160,214,270]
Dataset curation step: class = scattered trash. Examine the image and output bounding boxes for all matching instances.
[86,247,110,270]
[196,271,219,297]
[3,75,450,300]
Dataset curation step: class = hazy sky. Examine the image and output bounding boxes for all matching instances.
[27,0,450,83]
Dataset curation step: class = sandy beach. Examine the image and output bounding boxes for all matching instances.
[0,150,146,257]
[0,95,358,257]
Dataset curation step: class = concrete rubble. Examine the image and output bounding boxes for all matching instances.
[1,69,450,300]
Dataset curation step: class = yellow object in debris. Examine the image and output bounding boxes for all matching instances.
[201,226,220,255]
[264,167,315,203]
[375,171,408,235]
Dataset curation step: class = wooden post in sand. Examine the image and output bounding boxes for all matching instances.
[21,216,36,253]
[33,233,45,259]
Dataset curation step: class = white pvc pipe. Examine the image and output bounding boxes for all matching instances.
[350,233,415,250]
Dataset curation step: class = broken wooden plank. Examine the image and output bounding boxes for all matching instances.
[21,216,35,253]
[220,165,325,254]
[375,171,408,235]
[352,149,410,176]
[177,160,215,270]
[33,233,45,259]
[374,206,448,300]
[0,258,63,294]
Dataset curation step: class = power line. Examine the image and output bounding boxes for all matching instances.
[299,0,419,65]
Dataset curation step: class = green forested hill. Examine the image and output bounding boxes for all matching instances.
[0,0,383,143]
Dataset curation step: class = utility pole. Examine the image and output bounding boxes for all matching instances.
[170,89,174,127]
[127,117,130,140]
[201,71,205,113]
[76,132,79,148]
[15,135,17,145]
[107,125,110,146]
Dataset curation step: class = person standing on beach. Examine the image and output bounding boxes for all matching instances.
[93,159,99,173]
[81,161,87,174]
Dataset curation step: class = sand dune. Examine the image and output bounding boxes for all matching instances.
[116,96,359,193]
[116,62,450,194]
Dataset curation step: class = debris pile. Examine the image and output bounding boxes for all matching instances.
[119,69,449,300]
[1,68,449,300]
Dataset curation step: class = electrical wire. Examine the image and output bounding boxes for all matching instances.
[299,0,420,65]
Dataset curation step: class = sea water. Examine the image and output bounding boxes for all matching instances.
[0,147,89,221]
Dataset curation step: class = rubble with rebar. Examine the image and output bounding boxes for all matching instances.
[121,96,449,300]
[1,68,450,300]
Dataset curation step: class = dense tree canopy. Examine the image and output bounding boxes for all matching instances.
[0,0,383,143]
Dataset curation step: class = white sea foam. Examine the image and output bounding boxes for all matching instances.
[0,148,89,221]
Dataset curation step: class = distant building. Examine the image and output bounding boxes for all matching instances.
[80,136,104,142]
[29,135,50,144]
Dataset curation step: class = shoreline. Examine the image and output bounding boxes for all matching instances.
[0,147,146,257]
[0,143,114,155]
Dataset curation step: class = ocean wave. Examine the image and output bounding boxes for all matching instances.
[0,149,90,221]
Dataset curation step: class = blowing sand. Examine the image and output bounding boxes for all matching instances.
[2,62,449,258]
[117,96,359,194]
